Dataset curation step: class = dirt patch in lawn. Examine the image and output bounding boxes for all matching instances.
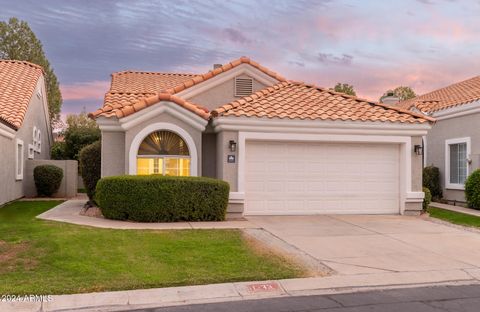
[0,240,38,272]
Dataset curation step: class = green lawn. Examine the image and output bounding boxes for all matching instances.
[0,201,306,295]
[428,206,480,228]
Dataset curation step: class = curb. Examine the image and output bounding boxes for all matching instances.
[3,268,480,312]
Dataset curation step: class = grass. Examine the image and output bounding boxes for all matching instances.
[0,201,306,295]
[428,206,480,228]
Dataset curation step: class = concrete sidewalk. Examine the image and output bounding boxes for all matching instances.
[430,201,480,217]
[36,199,257,230]
[3,269,480,312]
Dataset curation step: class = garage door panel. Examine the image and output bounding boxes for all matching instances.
[245,141,400,215]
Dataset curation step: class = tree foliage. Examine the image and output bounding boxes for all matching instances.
[64,112,101,160]
[333,83,356,96]
[393,86,416,101]
[0,17,62,122]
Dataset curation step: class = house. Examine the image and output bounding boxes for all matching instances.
[0,60,52,205]
[89,57,434,217]
[397,75,480,203]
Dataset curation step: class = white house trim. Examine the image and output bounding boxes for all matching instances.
[433,99,480,121]
[422,135,427,167]
[445,137,471,190]
[96,102,208,132]
[213,117,431,136]
[128,122,199,176]
[176,64,280,100]
[0,122,15,139]
[237,131,414,215]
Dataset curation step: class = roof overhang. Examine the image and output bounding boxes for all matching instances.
[0,121,16,139]
[432,99,480,121]
[95,101,208,132]
[212,116,432,136]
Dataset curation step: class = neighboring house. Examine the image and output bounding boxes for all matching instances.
[397,75,480,203]
[0,60,52,205]
[90,57,434,217]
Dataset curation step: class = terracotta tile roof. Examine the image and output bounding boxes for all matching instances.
[91,57,286,120]
[213,81,434,124]
[0,60,43,129]
[397,75,480,113]
[90,92,210,120]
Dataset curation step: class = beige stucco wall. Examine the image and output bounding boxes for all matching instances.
[426,113,480,202]
[216,130,238,192]
[0,77,52,205]
[101,131,126,177]
[189,74,268,111]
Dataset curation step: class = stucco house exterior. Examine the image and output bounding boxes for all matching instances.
[90,57,433,217]
[397,75,480,203]
[0,60,52,205]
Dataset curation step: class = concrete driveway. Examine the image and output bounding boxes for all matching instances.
[247,215,480,276]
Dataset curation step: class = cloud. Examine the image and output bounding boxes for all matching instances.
[60,80,110,101]
[317,53,353,66]
[222,28,251,44]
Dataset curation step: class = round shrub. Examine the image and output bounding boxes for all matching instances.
[465,169,480,209]
[422,187,431,211]
[96,175,230,222]
[34,165,63,197]
[79,141,101,202]
[423,165,442,200]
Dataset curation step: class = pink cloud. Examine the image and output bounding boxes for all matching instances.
[60,80,110,101]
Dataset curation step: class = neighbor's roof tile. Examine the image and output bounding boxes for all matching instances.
[213,81,434,124]
[397,75,480,113]
[0,60,43,129]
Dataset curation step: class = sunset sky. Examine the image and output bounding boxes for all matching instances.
[1,0,479,118]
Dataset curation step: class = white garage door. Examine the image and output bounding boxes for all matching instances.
[245,141,400,215]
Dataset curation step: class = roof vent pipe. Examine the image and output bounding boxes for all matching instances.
[213,64,222,69]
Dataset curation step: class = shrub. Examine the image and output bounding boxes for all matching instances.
[423,165,442,200]
[33,165,63,196]
[96,175,230,222]
[422,187,431,212]
[50,141,67,160]
[64,113,101,160]
[79,141,101,202]
[465,169,480,209]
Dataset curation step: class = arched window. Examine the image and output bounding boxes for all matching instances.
[136,130,190,176]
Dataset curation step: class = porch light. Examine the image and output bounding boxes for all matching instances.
[229,140,237,152]
[414,144,423,156]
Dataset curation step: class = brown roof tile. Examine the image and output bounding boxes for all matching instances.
[397,75,480,113]
[0,60,43,129]
[213,81,434,124]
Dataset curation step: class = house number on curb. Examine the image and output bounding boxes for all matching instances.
[247,282,280,293]
[227,155,235,163]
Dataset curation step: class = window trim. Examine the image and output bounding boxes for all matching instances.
[16,139,24,180]
[445,137,471,190]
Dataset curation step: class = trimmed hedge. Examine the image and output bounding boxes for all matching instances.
[34,165,63,196]
[96,175,230,222]
[465,169,480,209]
[422,187,431,212]
[423,165,442,200]
[79,141,101,202]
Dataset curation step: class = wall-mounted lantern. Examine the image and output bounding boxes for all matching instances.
[414,144,423,156]
[229,140,237,152]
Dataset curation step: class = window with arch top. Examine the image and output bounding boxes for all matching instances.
[136,130,190,176]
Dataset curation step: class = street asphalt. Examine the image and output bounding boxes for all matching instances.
[127,284,480,312]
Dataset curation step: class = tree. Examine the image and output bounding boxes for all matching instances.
[393,86,416,101]
[0,17,62,122]
[63,112,101,161]
[333,83,356,96]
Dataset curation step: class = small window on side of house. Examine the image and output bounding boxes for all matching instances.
[445,137,470,190]
[16,139,24,180]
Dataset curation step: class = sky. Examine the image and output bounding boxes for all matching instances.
[1,0,479,118]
